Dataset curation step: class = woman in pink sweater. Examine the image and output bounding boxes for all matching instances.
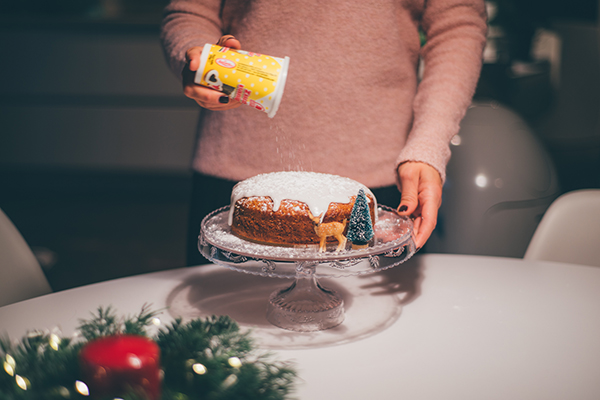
[160,0,487,265]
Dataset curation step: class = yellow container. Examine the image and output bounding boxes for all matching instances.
[195,44,290,118]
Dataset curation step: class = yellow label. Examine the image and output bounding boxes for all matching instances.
[200,45,286,114]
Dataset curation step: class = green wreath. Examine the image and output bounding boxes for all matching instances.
[0,305,296,399]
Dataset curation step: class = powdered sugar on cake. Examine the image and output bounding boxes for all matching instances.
[228,171,375,225]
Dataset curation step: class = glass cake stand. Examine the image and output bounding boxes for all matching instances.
[198,205,416,332]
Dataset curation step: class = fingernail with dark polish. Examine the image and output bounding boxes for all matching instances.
[219,96,230,104]
[398,205,408,212]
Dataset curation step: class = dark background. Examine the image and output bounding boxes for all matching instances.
[1,0,599,291]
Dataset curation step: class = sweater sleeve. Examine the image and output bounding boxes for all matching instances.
[395,0,487,183]
[160,0,225,80]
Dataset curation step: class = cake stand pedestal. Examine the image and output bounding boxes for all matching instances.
[199,205,416,332]
[266,261,344,331]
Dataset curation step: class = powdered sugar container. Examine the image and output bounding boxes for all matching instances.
[195,44,290,118]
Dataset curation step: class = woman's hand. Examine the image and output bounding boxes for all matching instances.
[181,36,242,110]
[396,161,443,250]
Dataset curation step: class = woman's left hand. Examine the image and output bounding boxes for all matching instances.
[395,161,443,250]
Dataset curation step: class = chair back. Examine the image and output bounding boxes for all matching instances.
[524,189,600,267]
[0,208,52,307]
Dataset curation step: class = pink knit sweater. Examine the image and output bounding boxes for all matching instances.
[161,0,487,187]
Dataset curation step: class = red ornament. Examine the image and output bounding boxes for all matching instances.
[79,334,162,400]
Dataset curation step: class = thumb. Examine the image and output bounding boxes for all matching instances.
[186,47,203,72]
[397,172,419,216]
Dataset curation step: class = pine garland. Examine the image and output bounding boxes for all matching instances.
[0,306,296,400]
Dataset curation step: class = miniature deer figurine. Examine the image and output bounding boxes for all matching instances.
[307,210,348,252]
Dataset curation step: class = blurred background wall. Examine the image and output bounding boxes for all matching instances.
[0,0,198,289]
[0,0,599,289]
[0,0,197,172]
[478,0,600,193]
[426,0,600,258]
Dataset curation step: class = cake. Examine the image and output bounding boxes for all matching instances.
[228,171,377,251]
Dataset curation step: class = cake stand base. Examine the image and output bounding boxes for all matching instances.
[266,262,344,332]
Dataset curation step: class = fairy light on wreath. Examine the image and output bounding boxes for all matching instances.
[192,362,208,375]
[15,374,29,390]
[74,380,90,396]
[49,333,61,351]
[3,354,16,376]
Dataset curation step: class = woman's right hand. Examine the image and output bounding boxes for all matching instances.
[182,36,242,110]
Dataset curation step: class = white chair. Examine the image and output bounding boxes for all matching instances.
[524,189,600,267]
[0,208,52,307]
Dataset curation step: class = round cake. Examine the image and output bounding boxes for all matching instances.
[228,171,377,250]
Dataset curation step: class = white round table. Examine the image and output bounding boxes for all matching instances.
[1,254,599,400]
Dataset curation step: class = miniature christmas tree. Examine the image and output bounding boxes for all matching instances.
[346,189,374,247]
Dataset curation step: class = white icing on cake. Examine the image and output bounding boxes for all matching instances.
[228,171,376,225]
